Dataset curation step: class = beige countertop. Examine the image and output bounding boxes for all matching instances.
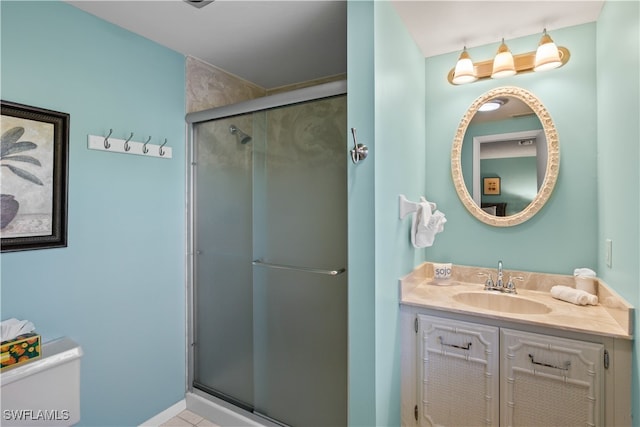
[400,262,634,339]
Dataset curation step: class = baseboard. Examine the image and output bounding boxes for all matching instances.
[139,399,186,427]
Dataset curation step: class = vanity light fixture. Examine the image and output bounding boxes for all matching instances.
[452,46,478,84]
[448,29,570,85]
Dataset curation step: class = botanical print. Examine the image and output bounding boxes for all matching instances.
[0,115,54,237]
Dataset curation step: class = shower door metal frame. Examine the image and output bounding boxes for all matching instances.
[184,80,347,414]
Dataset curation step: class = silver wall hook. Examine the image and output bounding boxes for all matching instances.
[123,132,134,152]
[159,138,168,157]
[350,128,368,164]
[142,136,151,154]
[104,129,113,149]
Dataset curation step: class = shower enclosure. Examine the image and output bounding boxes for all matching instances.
[186,81,347,427]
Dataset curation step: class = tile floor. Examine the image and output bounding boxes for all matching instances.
[160,410,220,427]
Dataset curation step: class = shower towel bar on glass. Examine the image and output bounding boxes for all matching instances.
[252,260,346,276]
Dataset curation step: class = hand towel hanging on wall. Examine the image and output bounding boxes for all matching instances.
[411,198,447,248]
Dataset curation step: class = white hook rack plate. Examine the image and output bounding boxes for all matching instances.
[87,134,172,159]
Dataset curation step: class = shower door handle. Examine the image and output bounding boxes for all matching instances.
[252,259,345,276]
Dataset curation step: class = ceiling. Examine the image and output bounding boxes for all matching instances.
[66,0,604,90]
[392,1,604,58]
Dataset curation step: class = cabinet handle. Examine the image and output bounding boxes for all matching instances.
[438,336,472,350]
[528,353,571,371]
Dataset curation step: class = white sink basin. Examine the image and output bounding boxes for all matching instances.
[452,291,551,315]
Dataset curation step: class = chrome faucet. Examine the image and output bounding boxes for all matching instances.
[496,260,504,289]
[479,260,522,293]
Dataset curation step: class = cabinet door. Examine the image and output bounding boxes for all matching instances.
[501,329,604,427]
[417,315,499,427]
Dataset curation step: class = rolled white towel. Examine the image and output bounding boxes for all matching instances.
[550,285,598,306]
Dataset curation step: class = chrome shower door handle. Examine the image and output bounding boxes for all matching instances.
[252,259,346,276]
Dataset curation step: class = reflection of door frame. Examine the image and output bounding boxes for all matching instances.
[472,129,545,205]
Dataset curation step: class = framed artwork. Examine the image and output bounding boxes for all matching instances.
[1,101,69,252]
[483,177,501,195]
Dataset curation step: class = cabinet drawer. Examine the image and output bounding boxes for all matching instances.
[501,328,604,427]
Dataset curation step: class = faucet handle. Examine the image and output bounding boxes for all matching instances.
[505,275,524,294]
[477,272,495,290]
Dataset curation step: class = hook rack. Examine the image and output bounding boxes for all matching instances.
[88,131,172,159]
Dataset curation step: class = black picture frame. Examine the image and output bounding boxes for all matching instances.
[1,101,69,252]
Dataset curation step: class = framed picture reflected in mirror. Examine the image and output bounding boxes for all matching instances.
[483,177,501,196]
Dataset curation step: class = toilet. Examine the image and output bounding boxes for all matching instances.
[1,337,82,426]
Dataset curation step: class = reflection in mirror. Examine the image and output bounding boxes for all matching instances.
[451,87,559,227]
[465,96,546,216]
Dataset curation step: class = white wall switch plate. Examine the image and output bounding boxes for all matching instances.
[605,239,612,268]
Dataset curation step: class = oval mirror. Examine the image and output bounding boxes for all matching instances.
[451,86,559,226]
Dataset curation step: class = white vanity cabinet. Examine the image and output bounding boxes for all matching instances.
[501,329,604,427]
[401,307,631,427]
[416,315,499,427]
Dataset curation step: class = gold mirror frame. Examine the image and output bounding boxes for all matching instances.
[451,86,559,227]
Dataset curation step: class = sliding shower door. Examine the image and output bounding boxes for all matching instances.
[192,112,257,410]
[192,93,347,426]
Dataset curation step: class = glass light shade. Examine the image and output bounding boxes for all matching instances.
[478,98,506,112]
[452,48,477,84]
[534,32,562,72]
[478,101,502,112]
[491,40,516,78]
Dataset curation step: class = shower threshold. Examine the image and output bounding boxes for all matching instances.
[186,390,283,427]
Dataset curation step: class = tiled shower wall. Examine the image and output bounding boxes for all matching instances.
[186,56,266,113]
[186,56,347,113]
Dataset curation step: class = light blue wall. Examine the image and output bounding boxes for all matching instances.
[347,2,426,425]
[596,0,640,421]
[347,2,377,426]
[424,24,598,274]
[0,2,186,426]
[481,157,538,215]
[374,2,426,425]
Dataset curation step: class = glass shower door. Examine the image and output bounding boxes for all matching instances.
[252,96,347,426]
[192,113,256,409]
[192,94,347,426]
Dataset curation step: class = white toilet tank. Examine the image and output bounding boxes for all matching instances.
[1,337,82,426]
